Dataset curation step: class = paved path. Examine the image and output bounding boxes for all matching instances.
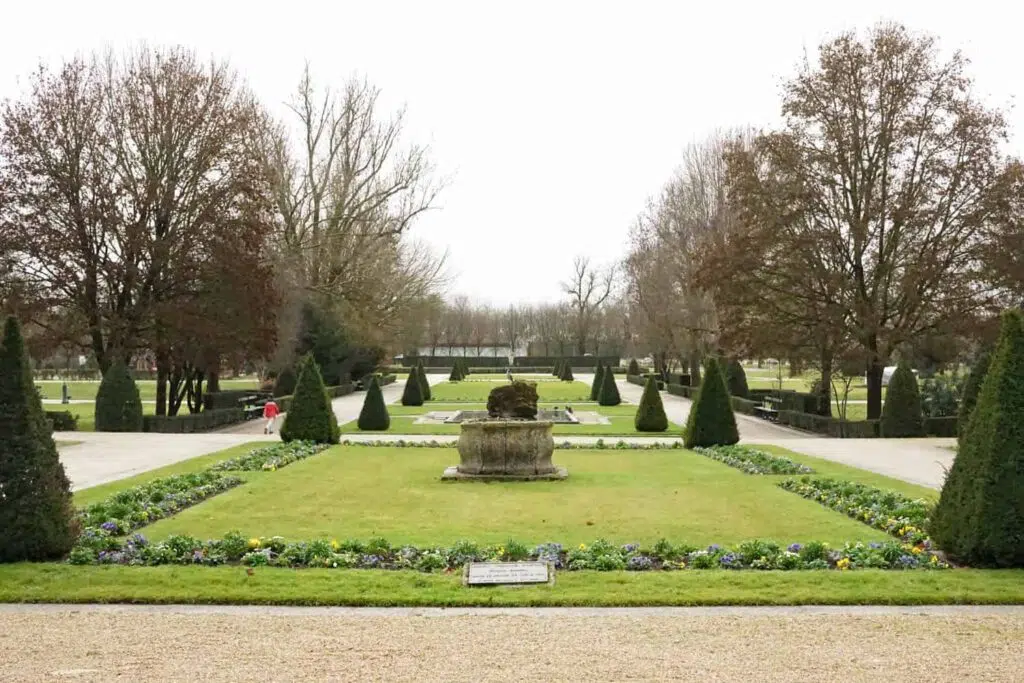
[1,605,1021,682]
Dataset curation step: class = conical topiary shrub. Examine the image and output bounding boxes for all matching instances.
[880,362,923,437]
[417,364,432,401]
[598,364,621,406]
[0,316,79,562]
[552,360,562,377]
[590,362,605,401]
[931,309,1024,567]
[627,358,641,376]
[357,376,390,431]
[279,354,340,444]
[401,367,424,406]
[273,365,297,397]
[958,349,991,439]
[461,358,470,377]
[94,359,144,432]
[725,359,749,398]
[448,363,462,382]
[635,374,668,432]
[560,361,575,382]
[684,356,739,448]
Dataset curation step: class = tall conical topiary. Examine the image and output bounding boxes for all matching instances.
[94,359,143,432]
[627,358,641,376]
[725,359,749,398]
[417,363,432,401]
[357,376,390,431]
[635,374,668,432]
[461,358,470,377]
[590,362,605,401]
[0,316,79,561]
[401,366,424,406]
[598,364,621,406]
[880,362,923,437]
[448,363,463,382]
[552,360,562,377]
[931,309,1024,567]
[279,354,340,444]
[958,349,992,439]
[560,361,575,382]
[684,356,739,448]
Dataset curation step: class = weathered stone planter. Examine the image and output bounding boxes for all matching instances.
[441,419,568,481]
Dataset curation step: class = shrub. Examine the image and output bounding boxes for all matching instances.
[880,362,924,437]
[357,377,391,431]
[598,364,621,406]
[684,357,739,448]
[627,358,641,375]
[589,362,603,401]
[958,350,991,437]
[919,375,963,418]
[448,364,463,382]
[273,366,297,397]
[401,367,424,406]
[0,316,79,562]
[142,408,245,433]
[417,363,432,401]
[560,362,575,382]
[931,309,1024,567]
[94,359,144,432]
[279,354,340,444]
[45,410,79,432]
[725,359,749,399]
[487,381,539,419]
[552,359,562,377]
[634,375,668,432]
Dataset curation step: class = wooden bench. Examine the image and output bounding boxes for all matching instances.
[239,394,269,421]
[753,396,782,422]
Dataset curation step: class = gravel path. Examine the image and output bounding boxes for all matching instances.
[2,606,1021,682]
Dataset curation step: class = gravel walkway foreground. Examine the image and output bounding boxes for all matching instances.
[1,607,1022,682]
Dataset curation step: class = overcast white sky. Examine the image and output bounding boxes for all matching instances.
[2,1,1021,306]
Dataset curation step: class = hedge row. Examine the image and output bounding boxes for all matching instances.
[204,389,261,411]
[142,408,246,434]
[627,374,664,390]
[399,356,621,369]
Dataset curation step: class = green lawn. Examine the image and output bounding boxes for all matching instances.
[1,564,1020,606]
[139,446,892,546]
[430,380,593,403]
[35,378,259,401]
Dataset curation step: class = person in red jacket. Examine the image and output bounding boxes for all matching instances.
[262,399,280,435]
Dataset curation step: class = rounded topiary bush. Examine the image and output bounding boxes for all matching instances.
[273,365,297,397]
[635,374,668,432]
[726,359,749,399]
[684,356,739,448]
[401,367,424,406]
[357,376,390,431]
[598,364,621,406]
[931,309,1024,567]
[0,316,79,562]
[279,354,340,444]
[627,358,641,376]
[590,362,605,401]
[880,362,923,437]
[94,359,143,432]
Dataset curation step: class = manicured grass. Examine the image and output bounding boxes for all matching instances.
[1,564,1021,606]
[430,380,593,403]
[339,413,683,436]
[72,443,266,508]
[35,378,259,401]
[140,446,891,546]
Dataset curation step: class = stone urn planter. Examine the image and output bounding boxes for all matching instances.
[442,419,567,481]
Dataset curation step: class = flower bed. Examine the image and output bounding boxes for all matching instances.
[694,445,814,475]
[210,441,330,472]
[68,531,948,571]
[78,471,243,535]
[778,477,933,545]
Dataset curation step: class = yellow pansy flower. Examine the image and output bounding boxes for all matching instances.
[248,538,260,549]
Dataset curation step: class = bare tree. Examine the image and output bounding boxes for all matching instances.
[502,305,523,356]
[563,256,615,355]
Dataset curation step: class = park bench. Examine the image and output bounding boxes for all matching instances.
[753,396,781,422]
[238,393,270,420]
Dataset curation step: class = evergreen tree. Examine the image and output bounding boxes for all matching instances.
[417,363,432,401]
[273,365,297,397]
[461,358,470,377]
[958,349,992,438]
[0,316,79,561]
[627,358,641,376]
[552,360,562,377]
[880,362,924,437]
[94,359,144,432]
[401,367,425,406]
[931,309,1024,567]
[590,362,605,401]
[598,364,621,406]
[560,361,575,382]
[635,374,668,432]
[725,359,749,398]
[684,357,739,448]
[448,363,463,382]
[279,354,340,444]
[357,376,391,431]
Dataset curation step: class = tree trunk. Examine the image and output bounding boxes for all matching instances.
[866,354,884,420]
[207,370,220,393]
[155,351,170,417]
[689,351,702,386]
